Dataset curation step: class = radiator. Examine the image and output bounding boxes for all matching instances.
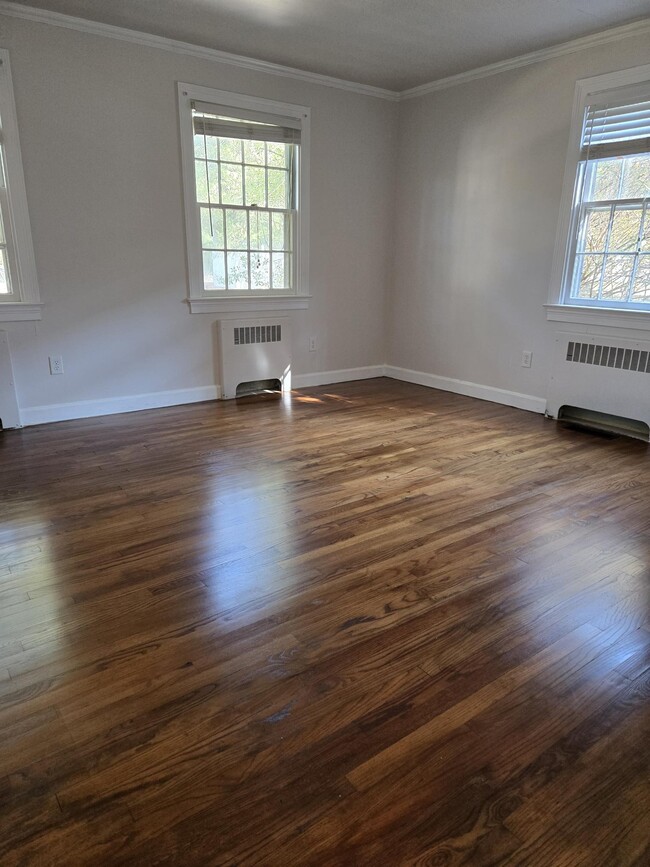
[218,318,291,400]
[547,332,650,437]
[0,330,20,429]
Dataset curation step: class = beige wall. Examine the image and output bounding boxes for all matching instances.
[387,33,650,401]
[0,14,397,413]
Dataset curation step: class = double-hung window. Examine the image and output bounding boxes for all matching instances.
[552,68,650,319]
[178,85,310,312]
[0,49,40,321]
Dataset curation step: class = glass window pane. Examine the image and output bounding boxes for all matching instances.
[225,209,247,250]
[573,254,604,299]
[601,254,634,301]
[581,207,610,253]
[194,160,208,202]
[590,159,622,201]
[220,163,243,205]
[244,140,265,166]
[249,211,270,250]
[193,130,295,295]
[250,252,271,289]
[227,252,249,290]
[200,207,224,248]
[205,135,218,162]
[245,166,266,207]
[272,253,287,289]
[219,137,242,162]
[641,212,650,252]
[194,131,217,161]
[272,213,288,250]
[632,255,650,303]
[207,162,219,203]
[0,248,9,294]
[619,153,650,199]
[203,250,226,290]
[267,143,287,168]
[609,206,642,252]
[194,134,205,159]
[268,169,288,209]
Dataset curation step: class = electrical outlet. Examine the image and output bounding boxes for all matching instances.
[521,350,533,368]
[309,336,316,352]
[49,355,64,375]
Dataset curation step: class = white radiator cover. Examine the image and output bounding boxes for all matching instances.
[547,332,650,428]
[0,330,20,429]
[218,317,291,400]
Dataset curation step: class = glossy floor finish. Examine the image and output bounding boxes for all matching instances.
[1,379,649,866]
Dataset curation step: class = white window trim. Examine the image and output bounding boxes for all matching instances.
[0,49,41,321]
[178,82,311,314]
[547,63,650,331]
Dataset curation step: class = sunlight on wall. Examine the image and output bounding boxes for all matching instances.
[281,363,292,393]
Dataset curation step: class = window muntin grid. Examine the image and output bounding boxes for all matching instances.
[193,125,296,293]
[569,153,650,305]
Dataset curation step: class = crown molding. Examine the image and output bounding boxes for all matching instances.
[401,17,650,99]
[0,2,648,103]
[0,1,400,101]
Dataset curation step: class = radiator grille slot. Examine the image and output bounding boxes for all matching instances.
[566,341,650,373]
[234,324,282,346]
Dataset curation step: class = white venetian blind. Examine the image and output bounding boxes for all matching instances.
[581,98,650,161]
[192,100,301,145]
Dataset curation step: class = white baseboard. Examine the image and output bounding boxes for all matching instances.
[18,367,385,426]
[292,365,385,388]
[20,385,220,426]
[384,365,547,414]
[18,364,544,426]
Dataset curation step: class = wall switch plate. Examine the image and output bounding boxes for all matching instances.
[521,350,533,368]
[309,336,316,352]
[49,355,64,375]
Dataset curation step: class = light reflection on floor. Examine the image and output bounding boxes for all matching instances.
[0,521,64,667]
[202,461,291,615]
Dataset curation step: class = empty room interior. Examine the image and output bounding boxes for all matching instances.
[1,0,650,863]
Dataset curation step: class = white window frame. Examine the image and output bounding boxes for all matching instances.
[178,83,310,314]
[547,63,650,331]
[0,49,41,321]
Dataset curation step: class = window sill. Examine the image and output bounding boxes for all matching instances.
[187,295,311,314]
[545,304,650,331]
[0,302,43,321]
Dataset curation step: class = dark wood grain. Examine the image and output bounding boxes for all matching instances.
[1,378,649,865]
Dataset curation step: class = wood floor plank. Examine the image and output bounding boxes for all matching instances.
[1,379,649,864]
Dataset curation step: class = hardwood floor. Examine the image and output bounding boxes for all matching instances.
[0,378,648,866]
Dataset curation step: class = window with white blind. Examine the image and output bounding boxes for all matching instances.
[553,69,650,319]
[0,49,41,321]
[178,84,310,312]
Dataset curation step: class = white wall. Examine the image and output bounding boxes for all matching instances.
[0,14,397,418]
[387,32,650,404]
[3,13,650,424]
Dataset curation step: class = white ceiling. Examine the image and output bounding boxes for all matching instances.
[14,0,650,90]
